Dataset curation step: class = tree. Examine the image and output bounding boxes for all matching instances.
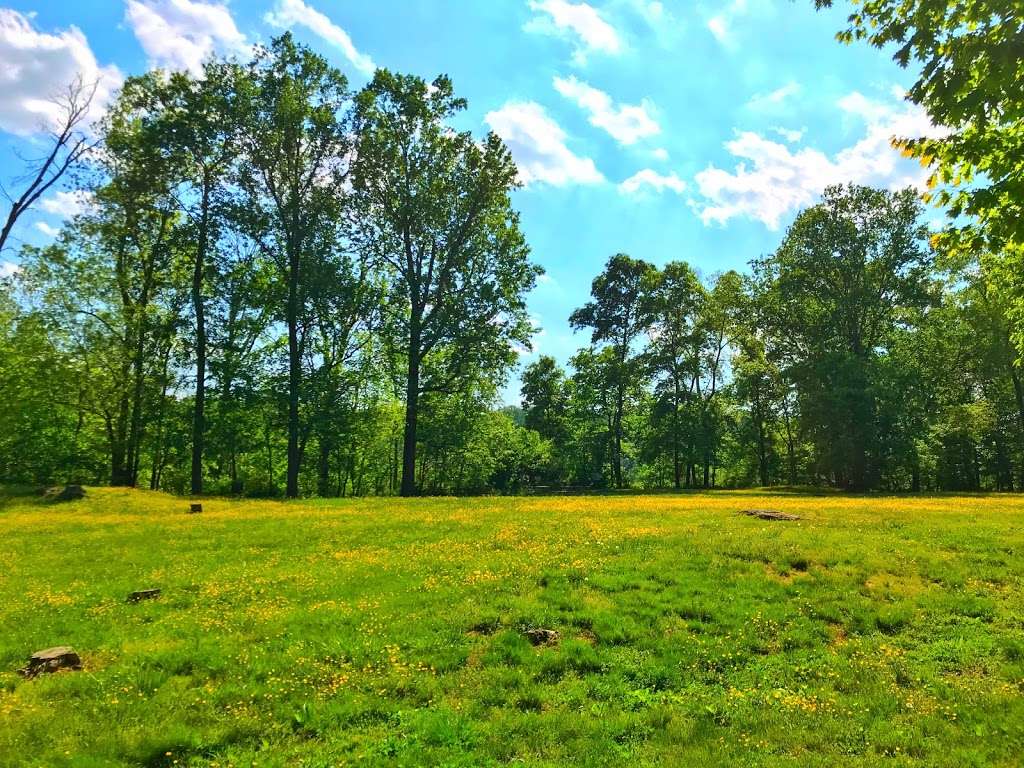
[646,261,704,489]
[814,0,1024,356]
[350,70,540,496]
[118,63,244,494]
[0,77,97,256]
[570,254,658,488]
[236,34,353,498]
[521,355,568,441]
[754,184,933,489]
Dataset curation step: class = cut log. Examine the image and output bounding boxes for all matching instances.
[739,509,800,521]
[43,485,85,502]
[127,589,161,603]
[189,503,203,514]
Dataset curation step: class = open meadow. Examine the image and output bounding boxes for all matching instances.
[1,488,1023,767]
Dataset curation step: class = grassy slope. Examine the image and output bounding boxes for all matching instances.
[0,488,1022,767]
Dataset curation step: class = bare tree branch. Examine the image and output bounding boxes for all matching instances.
[0,76,100,255]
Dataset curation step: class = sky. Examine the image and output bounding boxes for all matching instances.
[0,0,937,402]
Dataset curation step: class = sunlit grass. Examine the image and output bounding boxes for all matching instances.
[1,487,1022,766]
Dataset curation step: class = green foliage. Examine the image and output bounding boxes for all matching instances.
[350,69,541,496]
[815,0,1024,356]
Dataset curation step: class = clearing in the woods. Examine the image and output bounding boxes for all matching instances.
[0,488,1022,767]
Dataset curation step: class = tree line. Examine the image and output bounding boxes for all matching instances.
[1,35,539,497]
[3,0,1023,496]
[524,185,1023,491]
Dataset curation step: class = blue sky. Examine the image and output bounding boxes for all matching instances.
[0,0,936,401]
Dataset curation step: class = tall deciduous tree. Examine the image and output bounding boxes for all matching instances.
[570,254,658,488]
[119,63,243,494]
[351,71,540,496]
[237,34,352,498]
[646,261,704,489]
[755,184,933,489]
[521,355,568,442]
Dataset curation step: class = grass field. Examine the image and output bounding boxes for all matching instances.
[1,488,1023,767]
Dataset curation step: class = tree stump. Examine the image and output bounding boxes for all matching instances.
[19,646,82,678]
[189,503,202,514]
[524,628,560,646]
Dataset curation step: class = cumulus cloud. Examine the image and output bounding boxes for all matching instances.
[265,0,375,75]
[553,75,660,146]
[525,0,621,64]
[484,101,604,187]
[619,168,686,195]
[39,190,95,218]
[125,0,248,75]
[0,260,19,278]
[693,91,943,229]
[35,221,60,238]
[651,147,669,161]
[0,9,122,136]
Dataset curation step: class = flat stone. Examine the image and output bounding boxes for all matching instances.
[127,589,161,603]
[524,628,560,646]
[739,509,800,521]
[188,503,202,514]
[20,646,82,678]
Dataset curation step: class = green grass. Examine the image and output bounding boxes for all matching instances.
[1,488,1022,767]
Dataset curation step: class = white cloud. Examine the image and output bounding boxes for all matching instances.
[771,126,805,143]
[0,9,122,136]
[35,221,60,238]
[640,1,664,21]
[526,0,622,64]
[651,147,669,161]
[0,260,19,278]
[707,16,728,42]
[693,91,943,229]
[125,0,248,75]
[265,0,375,75]
[619,168,686,195]
[708,0,748,45]
[553,75,660,145]
[747,82,800,111]
[39,190,95,218]
[485,101,604,187]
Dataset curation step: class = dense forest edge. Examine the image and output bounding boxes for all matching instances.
[2,2,1023,497]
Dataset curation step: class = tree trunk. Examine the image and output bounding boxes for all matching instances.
[285,245,301,498]
[783,403,797,485]
[614,383,625,489]
[190,183,210,495]
[400,325,421,497]
[149,344,171,490]
[317,433,331,497]
[125,312,147,488]
[672,382,681,490]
